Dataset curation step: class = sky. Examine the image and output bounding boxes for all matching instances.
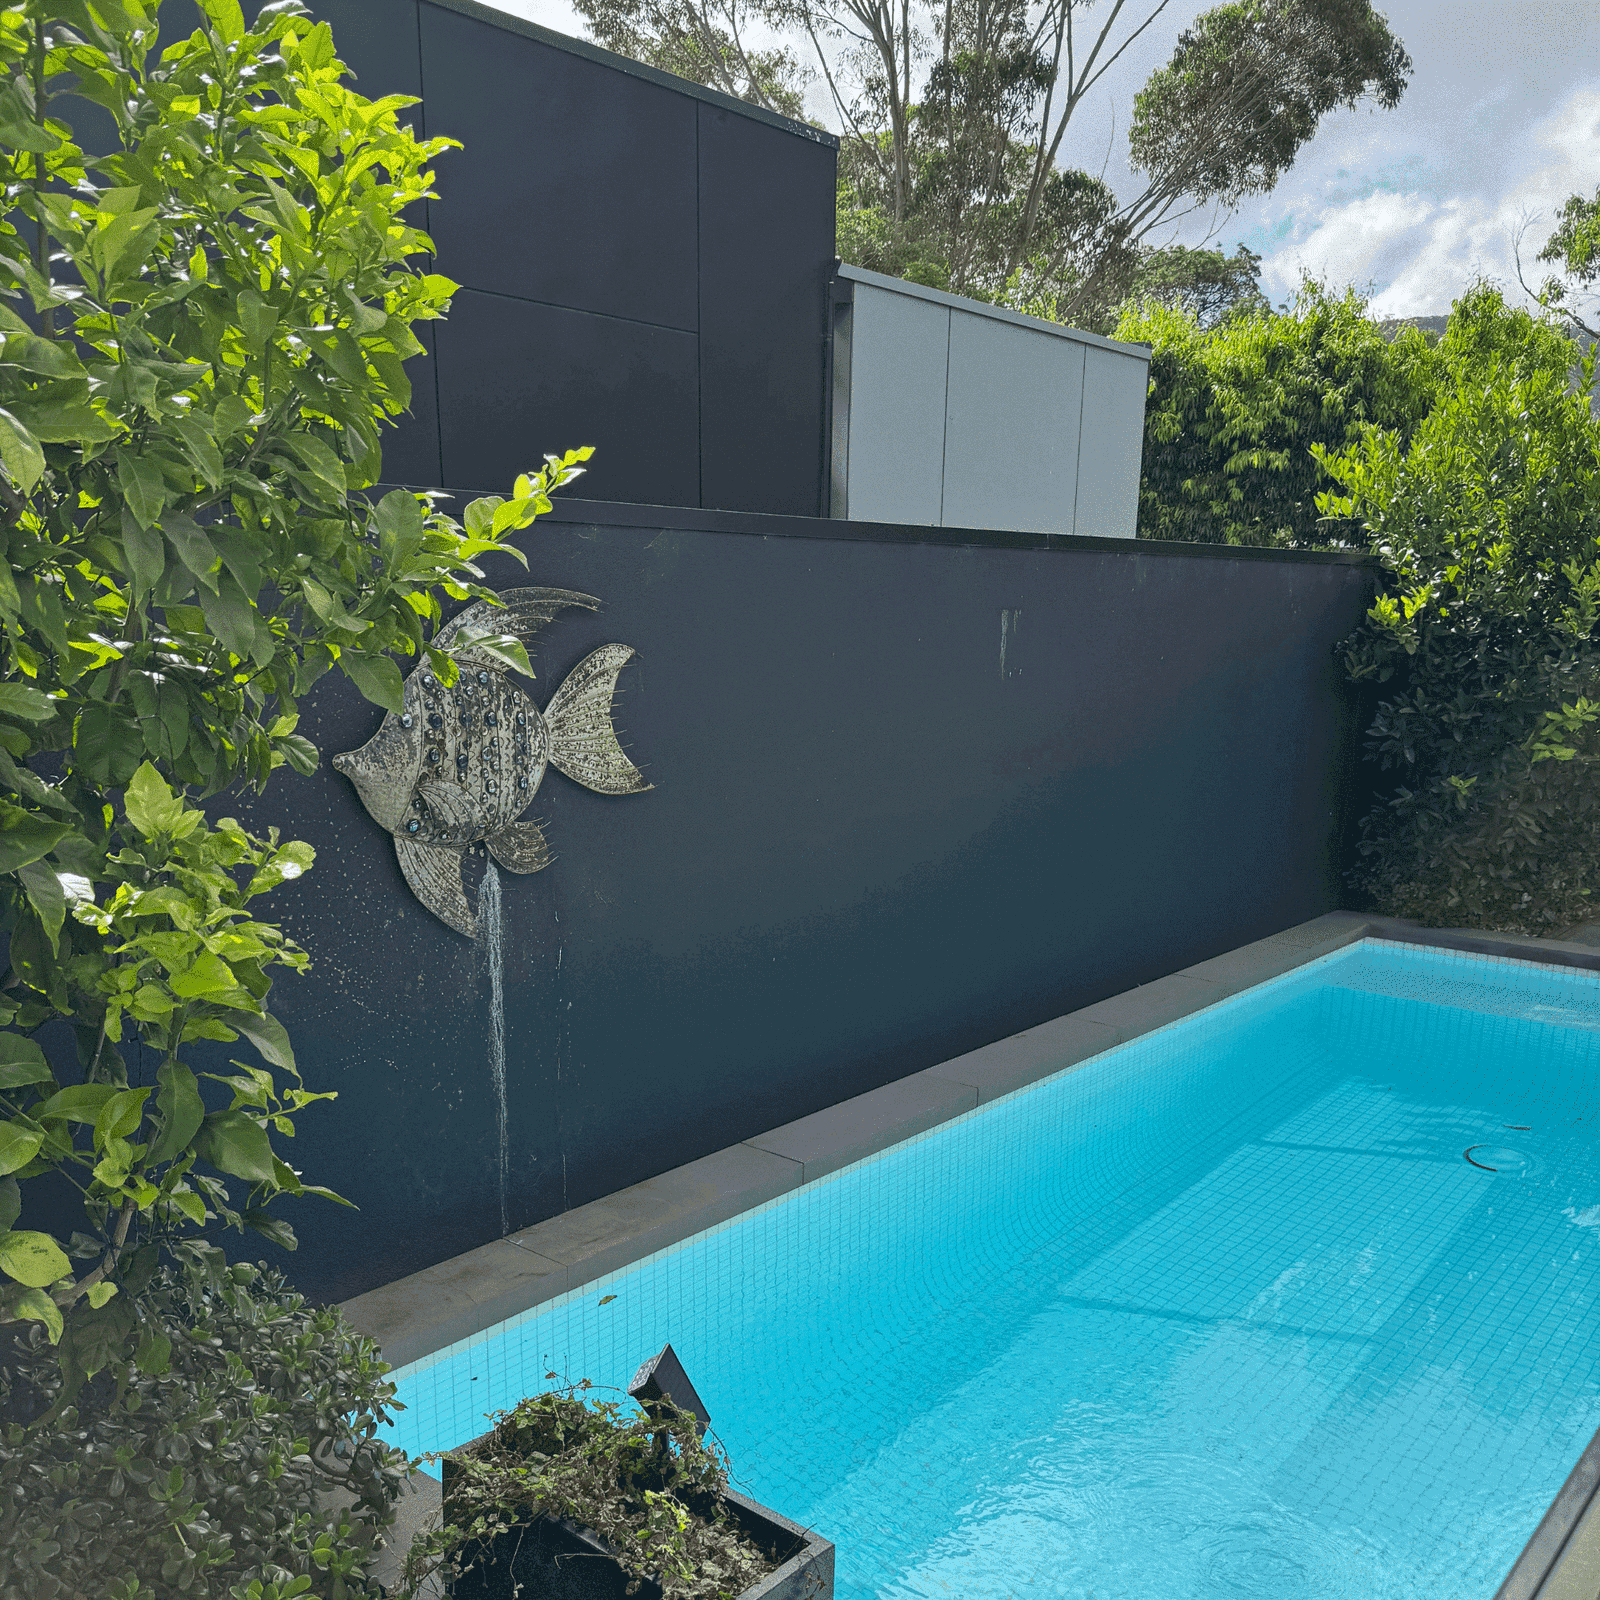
[482,0,1600,320]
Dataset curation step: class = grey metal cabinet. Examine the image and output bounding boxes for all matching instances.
[829,264,1150,537]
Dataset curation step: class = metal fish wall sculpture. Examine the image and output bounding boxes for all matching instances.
[332,587,651,937]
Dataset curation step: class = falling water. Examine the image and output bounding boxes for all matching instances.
[479,860,509,1235]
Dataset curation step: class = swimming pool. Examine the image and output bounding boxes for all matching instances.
[379,937,1600,1598]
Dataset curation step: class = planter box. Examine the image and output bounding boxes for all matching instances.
[441,1433,833,1600]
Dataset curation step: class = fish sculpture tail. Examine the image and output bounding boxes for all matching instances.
[544,643,652,795]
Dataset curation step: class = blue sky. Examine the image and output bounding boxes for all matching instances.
[487,0,1600,319]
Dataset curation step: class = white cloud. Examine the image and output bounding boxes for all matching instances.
[1255,79,1600,318]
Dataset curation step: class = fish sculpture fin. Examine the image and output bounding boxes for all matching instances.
[544,643,653,796]
[416,778,486,840]
[394,835,476,938]
[434,587,601,674]
[488,819,553,875]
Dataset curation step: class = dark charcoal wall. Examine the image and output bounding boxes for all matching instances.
[192,502,1378,1306]
[299,0,838,513]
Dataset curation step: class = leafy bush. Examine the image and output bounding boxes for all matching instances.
[0,0,585,1397]
[401,1376,796,1600]
[0,1245,411,1600]
[1117,275,1441,547]
[1315,282,1600,932]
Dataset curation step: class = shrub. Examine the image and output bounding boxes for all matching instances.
[1117,274,1441,547]
[401,1377,788,1600]
[0,1244,411,1600]
[1315,281,1600,932]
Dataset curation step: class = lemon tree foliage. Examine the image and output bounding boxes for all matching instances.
[1314,284,1600,933]
[0,0,590,1405]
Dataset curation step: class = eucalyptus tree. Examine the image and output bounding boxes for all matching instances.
[579,0,1411,331]
[1516,185,1600,342]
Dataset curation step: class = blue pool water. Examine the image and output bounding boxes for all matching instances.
[381,939,1600,1597]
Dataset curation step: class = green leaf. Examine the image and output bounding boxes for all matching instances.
[0,1121,42,1177]
[302,327,367,388]
[341,652,403,714]
[168,951,237,998]
[32,1084,119,1123]
[0,406,45,494]
[236,290,278,351]
[120,503,165,597]
[193,1109,277,1185]
[199,0,246,48]
[278,733,318,776]
[14,398,119,444]
[226,1009,295,1070]
[115,445,167,528]
[0,1177,19,1232]
[0,800,74,872]
[16,859,65,955]
[124,761,184,836]
[2,1285,61,1342]
[170,413,223,489]
[0,1228,70,1287]
[86,1280,118,1309]
[0,683,56,721]
[0,1033,51,1090]
[243,1209,297,1250]
[280,431,349,503]
[162,511,220,592]
[134,1324,171,1373]
[198,570,257,659]
[146,1059,205,1167]
[0,332,82,378]
[73,703,143,788]
[93,1086,149,1149]
[208,526,262,597]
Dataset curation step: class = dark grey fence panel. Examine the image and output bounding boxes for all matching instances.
[278,0,840,513]
[169,502,1378,1306]
[435,290,701,502]
[697,104,837,515]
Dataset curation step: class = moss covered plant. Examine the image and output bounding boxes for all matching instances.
[0,1247,412,1600]
[400,1376,802,1600]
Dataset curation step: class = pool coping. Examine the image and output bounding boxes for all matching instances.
[337,906,1600,1598]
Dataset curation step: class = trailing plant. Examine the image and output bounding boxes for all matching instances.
[0,0,591,1407]
[0,1247,411,1600]
[1314,281,1600,933]
[400,1375,795,1600]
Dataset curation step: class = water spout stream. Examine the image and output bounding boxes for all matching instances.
[480,861,509,1235]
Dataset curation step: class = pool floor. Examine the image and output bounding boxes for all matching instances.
[386,941,1600,1598]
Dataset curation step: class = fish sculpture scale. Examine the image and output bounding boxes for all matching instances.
[332,587,651,937]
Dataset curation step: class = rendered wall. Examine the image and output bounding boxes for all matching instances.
[141,501,1375,1308]
[830,266,1151,536]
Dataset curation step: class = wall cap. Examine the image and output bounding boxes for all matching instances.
[375,485,1383,565]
